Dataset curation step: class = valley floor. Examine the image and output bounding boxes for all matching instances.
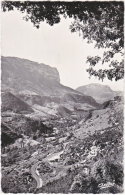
[1,97,124,193]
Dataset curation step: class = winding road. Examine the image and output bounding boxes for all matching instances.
[30,151,63,189]
[31,161,43,189]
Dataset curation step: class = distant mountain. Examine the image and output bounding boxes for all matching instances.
[76,83,122,103]
[1,56,101,110]
[1,91,33,113]
[1,56,78,97]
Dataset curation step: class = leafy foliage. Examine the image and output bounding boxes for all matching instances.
[2,1,124,81]
[70,3,124,81]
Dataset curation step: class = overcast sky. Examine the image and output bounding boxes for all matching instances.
[1,9,124,91]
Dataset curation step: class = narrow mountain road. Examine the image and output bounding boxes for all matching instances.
[30,151,63,189]
[31,161,43,189]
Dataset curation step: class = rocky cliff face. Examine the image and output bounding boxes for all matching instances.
[1,56,101,114]
[1,56,62,96]
[2,56,60,82]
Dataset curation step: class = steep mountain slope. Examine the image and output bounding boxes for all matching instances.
[74,95,123,139]
[1,56,79,97]
[1,92,33,113]
[1,56,101,112]
[62,93,100,107]
[17,93,61,107]
[76,83,122,103]
[1,123,22,147]
[2,114,53,138]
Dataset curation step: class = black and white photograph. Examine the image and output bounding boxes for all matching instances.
[1,0,124,193]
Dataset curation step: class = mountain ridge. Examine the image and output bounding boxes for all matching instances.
[1,56,101,109]
[2,56,85,98]
[76,83,122,103]
[1,91,34,113]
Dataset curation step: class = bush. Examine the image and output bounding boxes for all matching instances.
[91,158,123,187]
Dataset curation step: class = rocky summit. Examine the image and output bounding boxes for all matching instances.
[76,83,122,103]
[1,56,124,194]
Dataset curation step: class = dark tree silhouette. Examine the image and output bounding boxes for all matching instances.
[2,1,124,81]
